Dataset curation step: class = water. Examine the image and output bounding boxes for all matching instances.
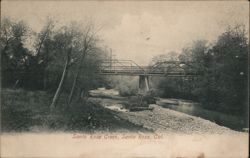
[88,88,247,131]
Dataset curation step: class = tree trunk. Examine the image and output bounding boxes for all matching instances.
[50,50,71,111]
[67,52,86,106]
[67,68,80,105]
[13,79,20,89]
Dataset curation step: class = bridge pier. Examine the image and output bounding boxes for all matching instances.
[139,75,149,93]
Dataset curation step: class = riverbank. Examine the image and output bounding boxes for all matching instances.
[88,97,238,134]
[89,88,248,132]
[1,88,247,134]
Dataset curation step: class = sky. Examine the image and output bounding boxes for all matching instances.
[2,1,249,65]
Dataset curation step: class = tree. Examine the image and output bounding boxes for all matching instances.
[49,21,101,110]
[0,18,13,53]
[67,23,99,106]
[33,18,55,89]
[209,25,248,114]
[178,40,214,101]
[50,47,72,110]
[150,51,178,66]
[49,24,77,110]
[0,18,31,88]
[176,25,248,117]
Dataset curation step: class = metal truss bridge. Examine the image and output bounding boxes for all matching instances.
[97,59,198,92]
[98,59,198,77]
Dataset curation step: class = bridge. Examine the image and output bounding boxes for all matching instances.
[98,59,197,76]
[98,59,198,92]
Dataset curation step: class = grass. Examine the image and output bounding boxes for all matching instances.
[1,88,149,133]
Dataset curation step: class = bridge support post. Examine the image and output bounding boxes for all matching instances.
[139,75,149,93]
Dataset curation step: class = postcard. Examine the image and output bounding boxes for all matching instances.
[1,0,249,157]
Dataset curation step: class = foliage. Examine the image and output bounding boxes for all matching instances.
[1,89,147,132]
[1,18,33,88]
[153,25,248,120]
[1,17,108,99]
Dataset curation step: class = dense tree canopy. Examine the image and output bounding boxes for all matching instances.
[152,25,248,119]
[1,18,108,107]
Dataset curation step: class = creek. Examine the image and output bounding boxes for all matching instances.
[88,88,247,131]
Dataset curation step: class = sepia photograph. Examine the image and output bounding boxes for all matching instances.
[0,0,249,157]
